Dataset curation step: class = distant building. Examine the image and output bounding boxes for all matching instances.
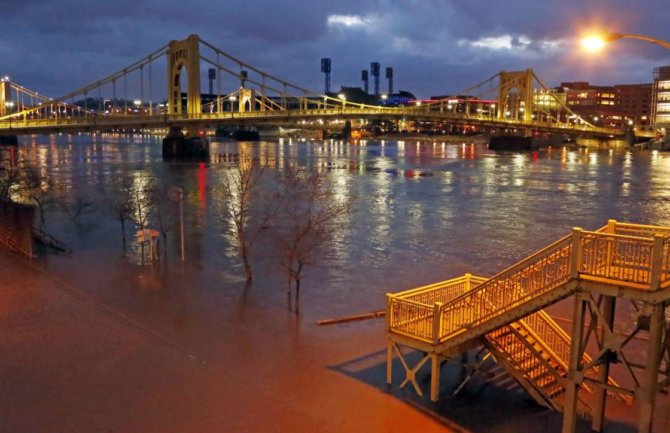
[558,81,651,129]
[560,81,618,126]
[616,83,652,129]
[652,66,670,130]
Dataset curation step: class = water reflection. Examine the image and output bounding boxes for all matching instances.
[4,135,670,317]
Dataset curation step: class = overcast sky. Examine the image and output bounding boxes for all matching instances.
[3,0,670,99]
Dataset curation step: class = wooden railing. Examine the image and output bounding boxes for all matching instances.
[578,231,654,285]
[521,310,624,397]
[521,311,571,368]
[387,275,486,342]
[434,235,573,343]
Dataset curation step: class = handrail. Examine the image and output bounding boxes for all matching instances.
[436,237,573,343]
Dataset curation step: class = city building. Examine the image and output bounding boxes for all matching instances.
[557,81,651,129]
[615,83,652,129]
[560,81,621,127]
[652,66,670,131]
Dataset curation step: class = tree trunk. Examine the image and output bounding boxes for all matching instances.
[287,276,293,312]
[295,277,300,315]
[241,242,253,284]
[120,218,127,247]
[295,261,303,316]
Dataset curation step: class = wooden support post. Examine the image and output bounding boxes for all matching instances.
[650,235,664,291]
[562,292,587,433]
[607,219,617,234]
[385,293,392,332]
[433,302,443,344]
[387,340,393,385]
[386,293,395,385]
[637,303,664,433]
[592,296,616,432]
[430,353,441,402]
[386,294,393,385]
[571,228,583,280]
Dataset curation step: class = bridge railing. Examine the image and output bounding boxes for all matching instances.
[0,106,631,137]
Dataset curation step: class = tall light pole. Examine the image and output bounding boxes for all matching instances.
[168,186,185,261]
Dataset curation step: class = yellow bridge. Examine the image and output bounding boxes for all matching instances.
[387,220,670,433]
[0,35,654,140]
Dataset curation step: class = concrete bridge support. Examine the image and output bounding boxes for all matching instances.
[0,135,18,145]
[162,127,209,160]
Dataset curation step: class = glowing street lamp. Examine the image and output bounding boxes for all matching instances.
[338,93,346,110]
[229,95,237,113]
[581,32,670,52]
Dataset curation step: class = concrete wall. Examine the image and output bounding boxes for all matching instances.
[0,199,34,257]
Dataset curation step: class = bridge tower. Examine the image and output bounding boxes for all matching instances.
[167,34,202,116]
[0,80,12,117]
[497,69,533,124]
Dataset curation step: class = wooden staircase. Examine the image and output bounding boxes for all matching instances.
[387,221,665,410]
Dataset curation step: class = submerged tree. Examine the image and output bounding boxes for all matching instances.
[105,175,134,247]
[220,158,273,286]
[104,171,158,249]
[128,171,158,231]
[0,157,21,201]
[274,165,353,314]
[20,165,55,225]
[149,188,178,257]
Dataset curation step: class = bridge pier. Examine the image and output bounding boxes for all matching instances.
[488,135,535,151]
[162,127,209,160]
[342,120,352,141]
[0,135,18,145]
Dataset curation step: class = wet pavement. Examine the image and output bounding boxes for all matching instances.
[0,248,458,433]
[1,243,669,432]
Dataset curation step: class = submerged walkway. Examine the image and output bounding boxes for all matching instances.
[0,249,451,433]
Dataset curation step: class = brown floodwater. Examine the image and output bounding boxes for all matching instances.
[1,134,669,432]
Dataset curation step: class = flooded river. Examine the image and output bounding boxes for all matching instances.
[2,134,669,432]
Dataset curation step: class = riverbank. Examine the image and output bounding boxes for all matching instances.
[2,246,667,432]
[0,248,459,433]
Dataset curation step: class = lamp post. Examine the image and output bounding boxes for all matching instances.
[229,95,237,113]
[581,31,670,138]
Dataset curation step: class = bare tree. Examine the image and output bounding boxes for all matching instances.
[149,189,177,256]
[0,158,21,200]
[128,172,158,232]
[105,176,134,247]
[68,188,96,222]
[274,165,353,314]
[220,158,273,286]
[20,165,55,225]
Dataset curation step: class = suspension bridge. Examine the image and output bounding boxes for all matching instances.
[0,35,653,143]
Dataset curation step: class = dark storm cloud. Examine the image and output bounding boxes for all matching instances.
[2,0,669,98]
